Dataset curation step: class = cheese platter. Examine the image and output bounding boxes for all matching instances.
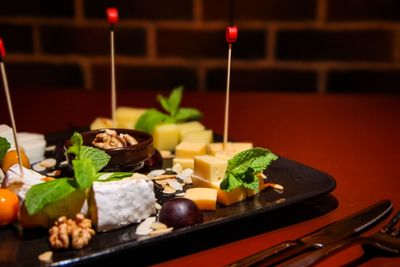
[0,137,336,266]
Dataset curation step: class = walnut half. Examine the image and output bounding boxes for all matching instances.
[48,214,95,250]
[92,129,138,149]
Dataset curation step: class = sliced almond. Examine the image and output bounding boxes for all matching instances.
[155,179,170,186]
[172,163,183,174]
[155,202,162,210]
[46,170,61,177]
[40,158,57,168]
[175,192,185,197]
[32,163,46,172]
[168,179,183,191]
[136,217,156,236]
[150,227,173,236]
[38,251,53,263]
[162,185,176,194]
[148,169,166,177]
[152,174,176,181]
[150,221,168,230]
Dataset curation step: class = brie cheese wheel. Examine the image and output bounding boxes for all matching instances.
[5,164,45,198]
[90,178,156,232]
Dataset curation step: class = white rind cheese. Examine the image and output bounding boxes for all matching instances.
[90,178,156,232]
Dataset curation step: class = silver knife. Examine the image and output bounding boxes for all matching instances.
[227,199,393,267]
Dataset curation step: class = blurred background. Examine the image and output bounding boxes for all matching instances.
[1,0,400,93]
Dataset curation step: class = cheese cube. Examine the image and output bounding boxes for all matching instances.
[184,188,217,210]
[207,142,253,156]
[194,155,227,182]
[246,173,267,197]
[191,175,247,206]
[0,124,14,149]
[182,130,213,143]
[90,117,113,130]
[116,107,147,129]
[18,132,46,163]
[175,142,207,158]
[89,178,156,232]
[153,124,180,151]
[176,121,205,140]
[172,158,194,169]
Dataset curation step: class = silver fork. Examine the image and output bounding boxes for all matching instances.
[280,210,400,267]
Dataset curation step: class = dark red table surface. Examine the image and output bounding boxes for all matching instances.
[1,89,399,266]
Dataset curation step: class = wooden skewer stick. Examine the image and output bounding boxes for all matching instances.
[223,26,238,152]
[0,39,24,178]
[107,7,119,128]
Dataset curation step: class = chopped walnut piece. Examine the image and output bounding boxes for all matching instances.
[48,214,95,250]
[92,129,138,149]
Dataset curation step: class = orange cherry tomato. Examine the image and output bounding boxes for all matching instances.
[0,188,19,226]
[1,149,30,172]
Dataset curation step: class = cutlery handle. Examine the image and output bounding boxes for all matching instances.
[227,241,311,267]
[281,236,363,267]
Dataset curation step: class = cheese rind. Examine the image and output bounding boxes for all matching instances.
[90,178,156,232]
[191,175,247,206]
[193,155,227,182]
[153,124,180,151]
[175,142,207,158]
[184,188,217,210]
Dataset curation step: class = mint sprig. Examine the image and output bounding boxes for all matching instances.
[25,178,77,215]
[25,132,131,215]
[0,137,11,162]
[135,86,202,133]
[220,148,278,192]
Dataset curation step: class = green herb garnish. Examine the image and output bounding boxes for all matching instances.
[0,137,11,161]
[25,178,77,215]
[135,86,202,133]
[220,148,278,192]
[25,132,131,215]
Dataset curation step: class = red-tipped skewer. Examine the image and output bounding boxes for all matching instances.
[0,39,24,177]
[106,7,119,128]
[223,26,238,152]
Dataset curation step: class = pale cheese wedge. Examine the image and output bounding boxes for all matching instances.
[175,142,207,158]
[176,121,205,140]
[184,187,217,210]
[153,124,180,151]
[90,117,113,130]
[207,142,253,157]
[172,158,194,169]
[182,129,213,144]
[116,107,147,129]
[193,155,227,182]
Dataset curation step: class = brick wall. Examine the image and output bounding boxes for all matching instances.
[1,0,400,93]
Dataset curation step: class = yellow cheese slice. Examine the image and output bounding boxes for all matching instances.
[182,130,213,144]
[176,121,205,140]
[184,188,217,210]
[207,142,253,157]
[175,142,207,158]
[193,155,227,182]
[172,158,194,169]
[191,175,247,206]
[153,124,180,151]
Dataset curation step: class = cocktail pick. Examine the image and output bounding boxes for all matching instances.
[0,38,24,177]
[223,26,238,151]
[106,7,118,128]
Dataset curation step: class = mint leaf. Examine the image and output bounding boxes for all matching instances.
[0,137,11,162]
[174,108,202,122]
[80,146,110,172]
[25,178,76,215]
[220,148,278,192]
[135,108,171,133]
[73,158,97,190]
[135,86,202,133]
[157,86,183,117]
[96,172,132,181]
[67,131,83,158]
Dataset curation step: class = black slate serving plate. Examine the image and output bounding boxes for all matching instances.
[0,155,336,267]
